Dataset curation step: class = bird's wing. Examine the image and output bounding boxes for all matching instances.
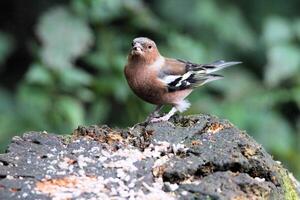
[159,58,241,92]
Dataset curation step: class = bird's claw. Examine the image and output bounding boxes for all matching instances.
[150,115,170,123]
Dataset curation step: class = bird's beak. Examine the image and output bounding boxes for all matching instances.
[131,43,143,54]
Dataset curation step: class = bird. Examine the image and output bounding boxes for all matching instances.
[124,37,241,123]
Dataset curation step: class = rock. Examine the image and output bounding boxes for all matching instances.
[0,114,299,200]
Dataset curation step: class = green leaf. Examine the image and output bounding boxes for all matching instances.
[25,63,53,85]
[89,0,123,23]
[253,112,294,155]
[84,30,126,72]
[157,0,202,29]
[36,6,93,68]
[94,75,119,94]
[76,88,95,102]
[56,96,84,128]
[0,88,14,113]
[71,0,89,18]
[294,18,300,40]
[0,31,15,67]
[58,67,93,89]
[113,78,130,102]
[211,69,260,101]
[84,52,111,71]
[265,45,300,87]
[214,6,256,50]
[87,99,110,124]
[292,87,300,108]
[263,17,293,47]
[17,85,51,114]
[165,33,207,62]
[16,85,52,130]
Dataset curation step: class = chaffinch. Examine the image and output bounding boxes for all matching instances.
[124,37,241,123]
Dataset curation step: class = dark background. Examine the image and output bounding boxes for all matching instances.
[0,0,299,178]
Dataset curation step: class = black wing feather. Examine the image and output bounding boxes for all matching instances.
[166,59,240,92]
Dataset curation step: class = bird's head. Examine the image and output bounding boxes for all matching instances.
[128,37,160,63]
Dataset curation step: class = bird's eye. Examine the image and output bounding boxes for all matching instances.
[148,45,152,49]
[131,42,134,47]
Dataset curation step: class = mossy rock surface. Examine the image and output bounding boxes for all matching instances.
[0,114,299,199]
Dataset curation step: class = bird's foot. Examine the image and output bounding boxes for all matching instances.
[145,112,161,122]
[150,115,171,123]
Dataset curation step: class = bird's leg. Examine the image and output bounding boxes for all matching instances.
[150,107,177,122]
[150,100,191,123]
[145,105,164,122]
[130,105,164,128]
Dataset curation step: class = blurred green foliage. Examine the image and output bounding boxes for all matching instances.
[0,0,299,178]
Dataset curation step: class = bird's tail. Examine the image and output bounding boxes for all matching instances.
[191,60,241,87]
[201,60,242,74]
[198,74,224,85]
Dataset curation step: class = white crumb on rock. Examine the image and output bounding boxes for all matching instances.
[254,177,265,182]
[33,139,187,200]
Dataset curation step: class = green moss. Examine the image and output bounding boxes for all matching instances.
[61,134,73,144]
[278,168,299,200]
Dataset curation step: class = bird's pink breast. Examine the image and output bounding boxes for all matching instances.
[125,62,193,105]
